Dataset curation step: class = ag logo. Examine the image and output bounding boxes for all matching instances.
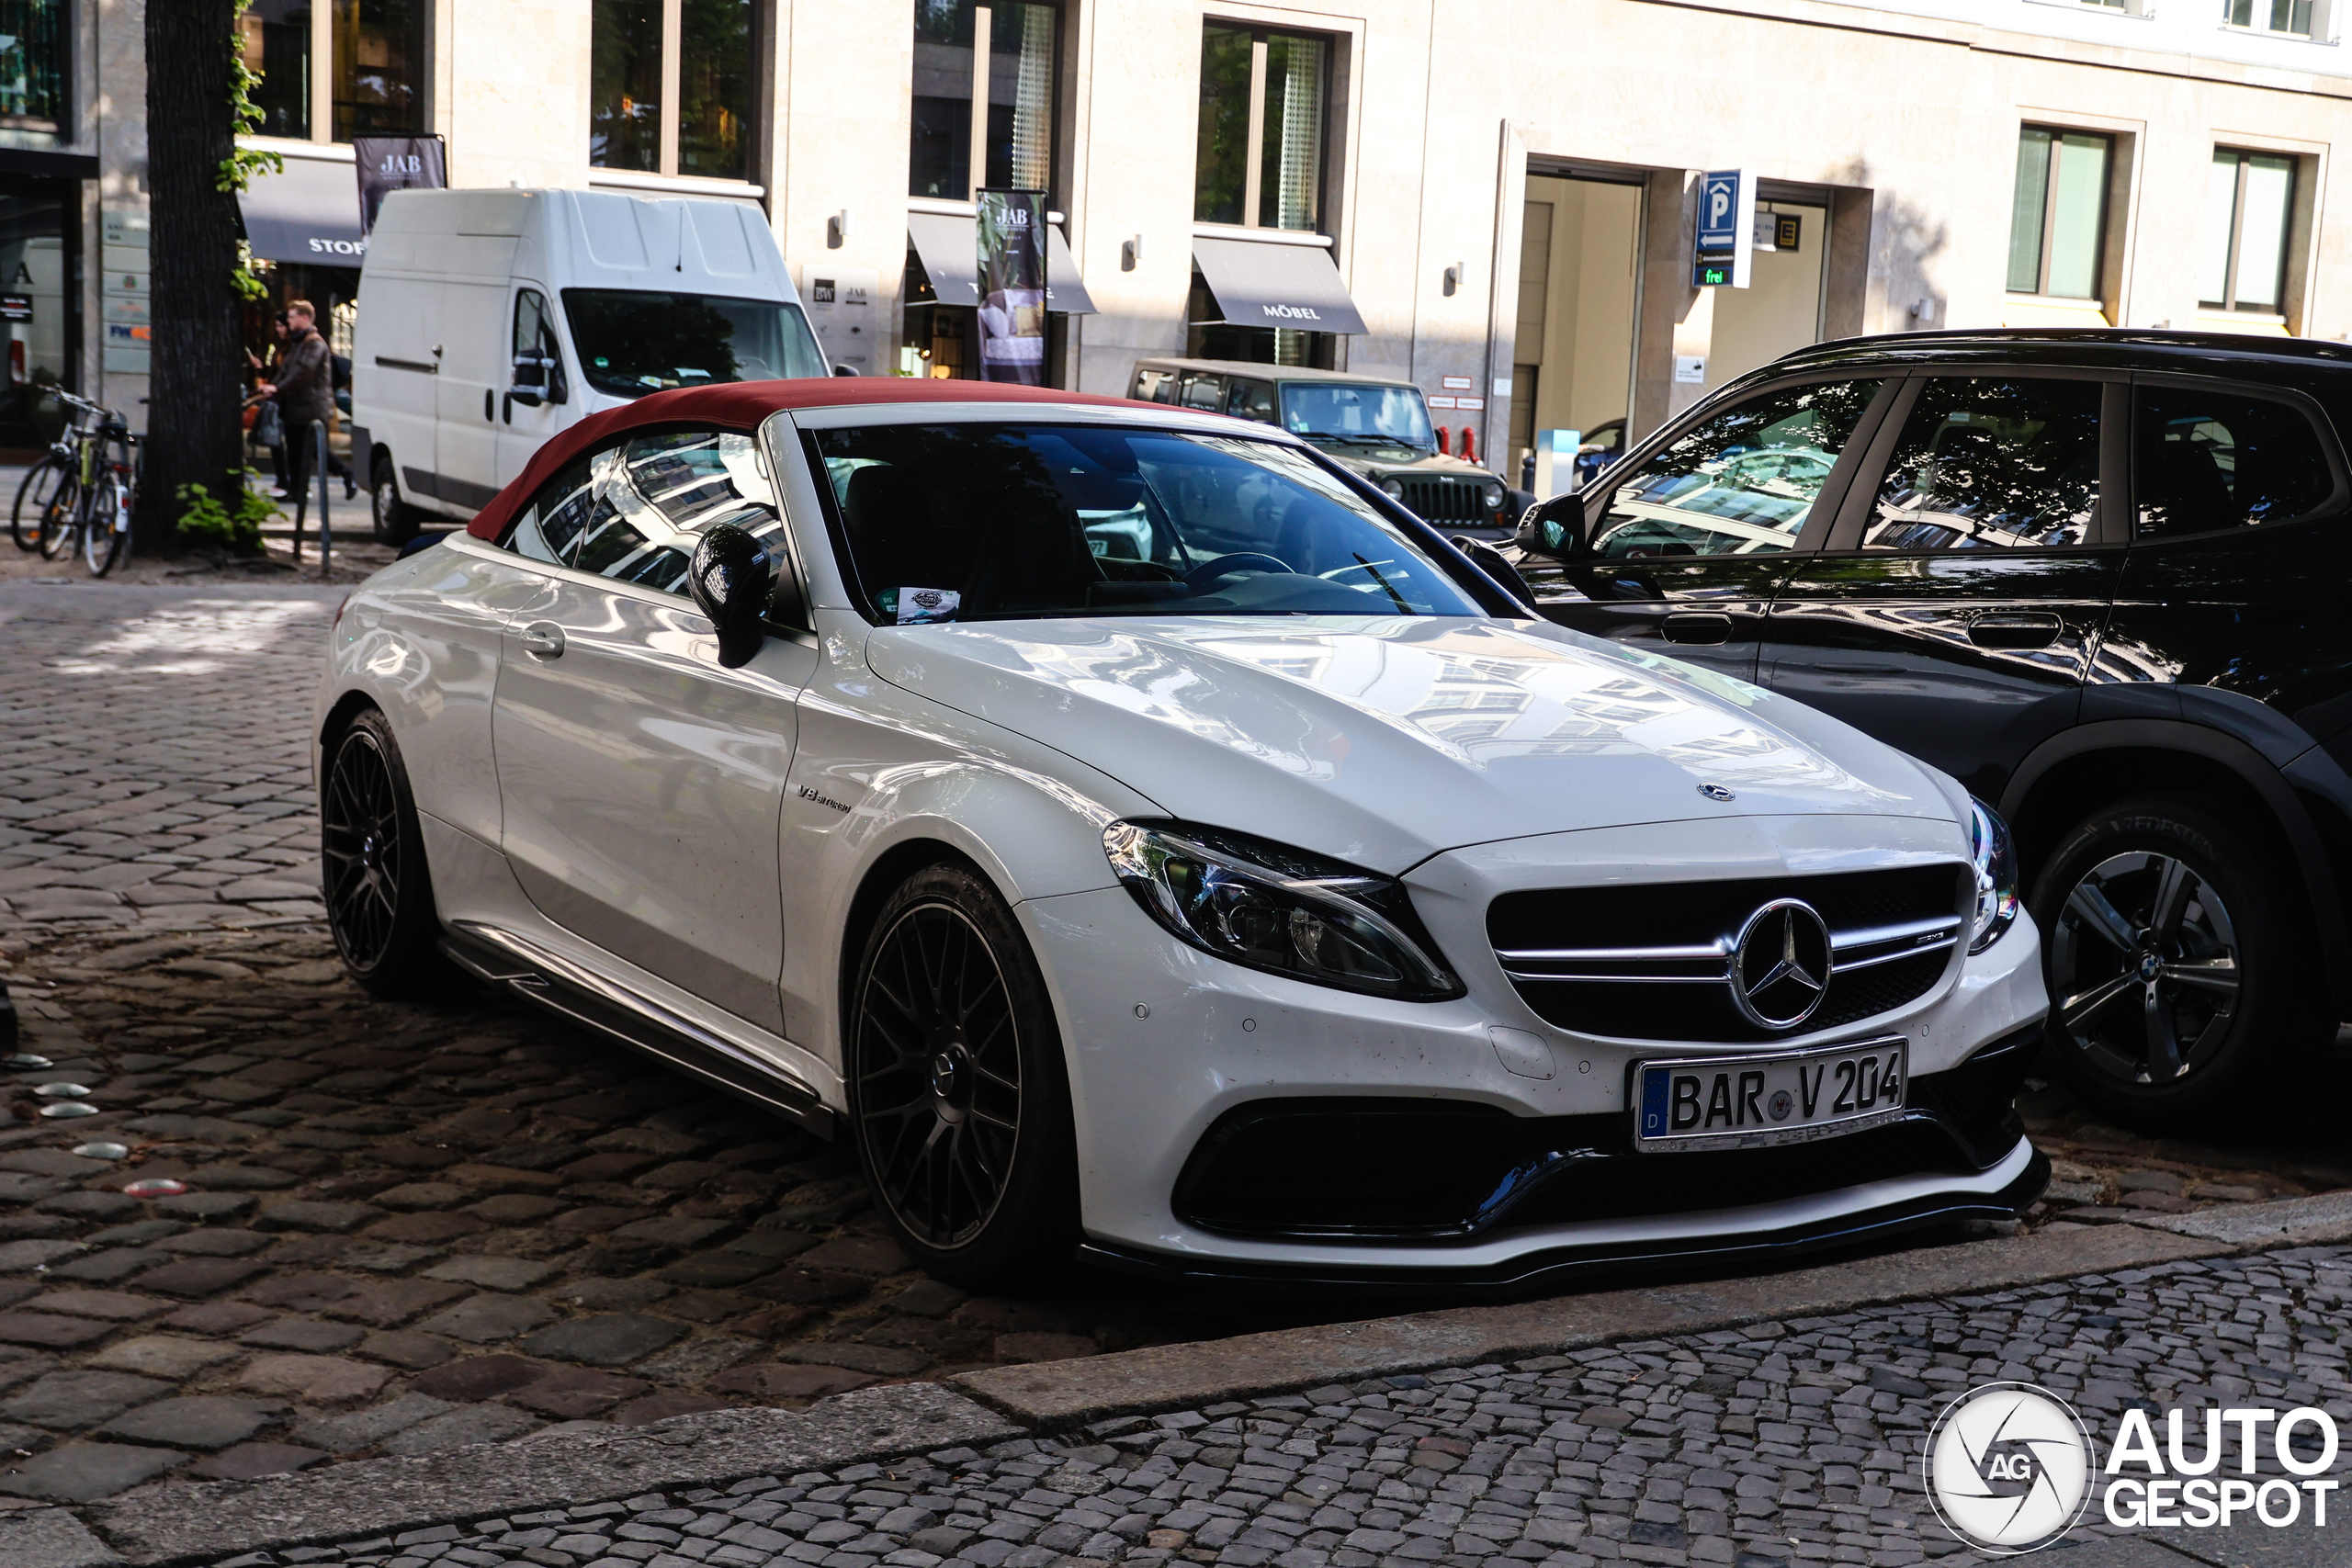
[1925,1383,2095,1554]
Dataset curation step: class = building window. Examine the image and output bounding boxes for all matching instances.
[1193,24,1329,231]
[909,1,1057,201]
[0,1,66,133]
[239,0,424,144]
[2203,148,2297,313]
[591,0,755,181]
[2225,0,2315,34]
[2005,127,2111,300]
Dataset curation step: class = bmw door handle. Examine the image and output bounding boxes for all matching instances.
[518,622,565,660]
[1967,614,2063,651]
[1660,612,1735,646]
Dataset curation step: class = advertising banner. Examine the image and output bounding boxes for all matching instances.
[354,134,448,238]
[976,188,1046,384]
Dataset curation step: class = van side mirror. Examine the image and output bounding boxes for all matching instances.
[689,524,775,669]
[510,353,567,407]
[1515,492,1588,559]
[832,364,857,378]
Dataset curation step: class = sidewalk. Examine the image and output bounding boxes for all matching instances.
[0,464,400,587]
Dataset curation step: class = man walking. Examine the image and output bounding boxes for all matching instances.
[256,300,352,500]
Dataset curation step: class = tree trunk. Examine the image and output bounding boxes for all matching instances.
[136,0,247,553]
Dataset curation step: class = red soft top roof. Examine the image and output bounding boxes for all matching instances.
[465,377,1153,540]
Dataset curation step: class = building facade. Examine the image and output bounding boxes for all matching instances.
[79,0,2352,479]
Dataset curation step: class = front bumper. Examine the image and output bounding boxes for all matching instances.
[1023,829,2049,1281]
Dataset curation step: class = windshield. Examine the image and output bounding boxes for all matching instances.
[1280,383,1436,450]
[560,288,827,397]
[812,423,1483,623]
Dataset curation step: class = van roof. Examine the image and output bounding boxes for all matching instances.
[466,378,1155,541]
[368,186,793,299]
[1132,357,1418,387]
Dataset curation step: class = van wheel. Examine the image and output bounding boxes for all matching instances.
[371,457,418,546]
[2029,794,2322,1131]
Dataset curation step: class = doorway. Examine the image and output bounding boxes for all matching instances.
[1703,200,1827,390]
[1509,174,1641,490]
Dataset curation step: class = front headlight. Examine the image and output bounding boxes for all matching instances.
[1968,797,2020,954]
[1103,820,1464,1000]
[1482,483,1506,510]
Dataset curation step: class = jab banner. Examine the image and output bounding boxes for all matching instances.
[976,189,1046,385]
[354,135,448,238]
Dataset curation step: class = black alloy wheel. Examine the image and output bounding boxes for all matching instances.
[849,862,1076,1287]
[2030,795,2316,1128]
[322,709,451,997]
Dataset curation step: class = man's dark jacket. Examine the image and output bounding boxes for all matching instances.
[276,326,335,432]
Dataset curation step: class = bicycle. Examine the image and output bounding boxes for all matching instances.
[25,391,141,576]
[10,389,91,554]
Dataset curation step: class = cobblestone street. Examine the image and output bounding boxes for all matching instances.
[177,1244,2352,1568]
[1,581,2349,1522]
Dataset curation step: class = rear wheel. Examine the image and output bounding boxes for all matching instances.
[370,456,418,546]
[11,457,63,552]
[2030,794,2318,1129]
[83,473,129,577]
[322,708,453,997]
[847,862,1078,1289]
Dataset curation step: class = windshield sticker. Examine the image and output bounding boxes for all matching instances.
[878,587,961,625]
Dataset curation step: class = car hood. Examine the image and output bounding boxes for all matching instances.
[1326,449,1500,482]
[863,616,1957,873]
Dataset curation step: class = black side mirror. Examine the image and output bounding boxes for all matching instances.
[1515,492,1587,559]
[832,364,857,378]
[1449,535,1537,614]
[510,353,566,407]
[689,524,775,669]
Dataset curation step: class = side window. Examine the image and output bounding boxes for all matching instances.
[1861,378,2102,552]
[1225,378,1275,423]
[1132,368,1168,402]
[577,429,797,611]
[513,288,557,363]
[2136,386,2335,539]
[1181,374,1224,412]
[1592,379,1882,558]
[503,452,606,566]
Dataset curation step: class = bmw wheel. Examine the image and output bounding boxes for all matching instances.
[2029,795,2317,1129]
[322,709,453,997]
[848,862,1077,1288]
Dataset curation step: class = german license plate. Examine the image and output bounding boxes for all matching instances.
[1634,1037,1906,1153]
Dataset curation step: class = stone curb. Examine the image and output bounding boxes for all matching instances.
[8,1191,2351,1567]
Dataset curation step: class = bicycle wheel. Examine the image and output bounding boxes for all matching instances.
[36,470,81,562]
[10,456,64,552]
[84,472,129,577]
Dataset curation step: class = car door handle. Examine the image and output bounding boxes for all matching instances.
[1660,613,1735,646]
[1967,614,2064,651]
[518,622,565,660]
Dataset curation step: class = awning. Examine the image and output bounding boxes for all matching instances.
[905,211,1097,314]
[1192,235,1366,335]
[238,156,365,265]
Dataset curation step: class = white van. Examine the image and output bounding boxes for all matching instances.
[351,186,829,543]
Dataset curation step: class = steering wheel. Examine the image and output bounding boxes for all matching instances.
[1184,552,1295,589]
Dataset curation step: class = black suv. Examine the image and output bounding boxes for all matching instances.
[1503,328,2352,1129]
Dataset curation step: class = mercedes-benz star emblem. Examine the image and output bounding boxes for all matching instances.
[1697,783,1736,802]
[1730,898,1833,1029]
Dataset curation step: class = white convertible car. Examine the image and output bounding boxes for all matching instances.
[314,378,2050,1290]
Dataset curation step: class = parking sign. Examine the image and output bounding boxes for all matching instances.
[1693,167,1756,288]
[1698,171,1743,252]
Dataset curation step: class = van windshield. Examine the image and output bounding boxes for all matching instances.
[561,289,828,396]
[1281,383,1437,454]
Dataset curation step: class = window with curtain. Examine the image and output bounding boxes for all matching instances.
[1193,24,1331,232]
[2202,149,2298,313]
[332,0,425,141]
[2225,0,2315,34]
[907,1,1057,200]
[2005,127,2111,301]
[0,0,66,131]
[590,0,757,180]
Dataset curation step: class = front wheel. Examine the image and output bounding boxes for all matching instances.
[847,862,1078,1289]
[83,473,129,577]
[11,457,64,552]
[2030,794,2321,1130]
[322,709,455,998]
[36,471,80,562]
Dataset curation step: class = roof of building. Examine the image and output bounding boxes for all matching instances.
[465,377,1152,540]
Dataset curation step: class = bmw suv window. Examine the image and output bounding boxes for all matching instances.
[1592,379,1881,558]
[810,423,1485,621]
[2134,387,2335,538]
[1862,378,2101,551]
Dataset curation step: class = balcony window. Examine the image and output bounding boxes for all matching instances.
[592,0,756,181]
[239,0,424,144]
[2202,149,2297,313]
[909,1,1057,201]
[2006,126,2111,301]
[1193,23,1329,231]
[2225,0,2315,34]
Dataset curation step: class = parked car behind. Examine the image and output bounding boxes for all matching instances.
[1507,327,2352,1130]
[353,186,830,545]
[1130,357,1532,533]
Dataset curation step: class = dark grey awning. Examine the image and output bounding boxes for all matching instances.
[1192,235,1366,335]
[238,156,365,265]
[905,211,1097,314]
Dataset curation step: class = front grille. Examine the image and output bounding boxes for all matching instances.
[1489,864,1970,1043]
[1399,475,1493,524]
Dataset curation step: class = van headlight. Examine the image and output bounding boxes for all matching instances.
[1103,821,1464,1000]
[1968,797,2020,954]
